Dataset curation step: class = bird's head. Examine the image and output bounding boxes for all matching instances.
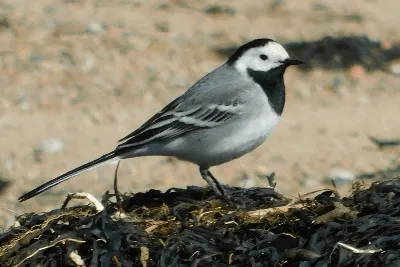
[227,38,303,76]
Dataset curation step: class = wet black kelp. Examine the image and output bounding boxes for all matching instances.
[1,179,400,266]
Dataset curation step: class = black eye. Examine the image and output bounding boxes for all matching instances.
[259,54,268,60]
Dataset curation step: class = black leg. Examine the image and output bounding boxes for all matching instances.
[113,160,121,204]
[199,167,226,197]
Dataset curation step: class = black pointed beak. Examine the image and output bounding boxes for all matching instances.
[283,58,304,66]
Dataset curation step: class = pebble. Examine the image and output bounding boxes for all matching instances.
[388,60,400,76]
[86,22,105,34]
[325,168,355,186]
[38,139,64,154]
[347,65,365,80]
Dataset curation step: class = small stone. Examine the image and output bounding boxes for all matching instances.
[359,94,370,104]
[86,22,106,34]
[347,65,365,80]
[3,159,13,170]
[381,40,392,50]
[38,139,64,154]
[387,60,400,76]
[325,168,355,186]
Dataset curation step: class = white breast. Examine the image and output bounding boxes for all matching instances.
[158,86,281,167]
[224,102,280,153]
[202,91,280,166]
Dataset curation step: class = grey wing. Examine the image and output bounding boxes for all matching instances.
[117,100,243,149]
[118,96,182,143]
[117,64,249,149]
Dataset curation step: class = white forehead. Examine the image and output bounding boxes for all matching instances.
[262,42,290,59]
[234,41,290,74]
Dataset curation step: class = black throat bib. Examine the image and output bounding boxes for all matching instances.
[247,66,286,115]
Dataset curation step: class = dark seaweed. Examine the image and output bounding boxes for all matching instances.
[1,179,400,266]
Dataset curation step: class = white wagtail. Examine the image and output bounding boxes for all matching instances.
[19,38,303,202]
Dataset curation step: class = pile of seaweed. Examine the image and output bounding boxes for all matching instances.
[215,35,400,72]
[1,178,400,267]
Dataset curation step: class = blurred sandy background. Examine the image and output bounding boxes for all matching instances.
[0,0,399,228]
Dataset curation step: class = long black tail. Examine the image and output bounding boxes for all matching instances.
[19,151,119,202]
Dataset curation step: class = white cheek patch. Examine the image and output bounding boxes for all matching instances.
[235,56,283,76]
[234,41,290,75]
[235,55,274,76]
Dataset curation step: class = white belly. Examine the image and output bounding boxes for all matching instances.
[206,108,280,165]
[162,101,281,167]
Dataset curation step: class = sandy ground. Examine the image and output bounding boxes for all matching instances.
[0,0,399,228]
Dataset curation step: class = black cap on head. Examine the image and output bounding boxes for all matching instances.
[227,38,274,65]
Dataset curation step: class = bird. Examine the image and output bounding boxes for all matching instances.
[18,38,303,202]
